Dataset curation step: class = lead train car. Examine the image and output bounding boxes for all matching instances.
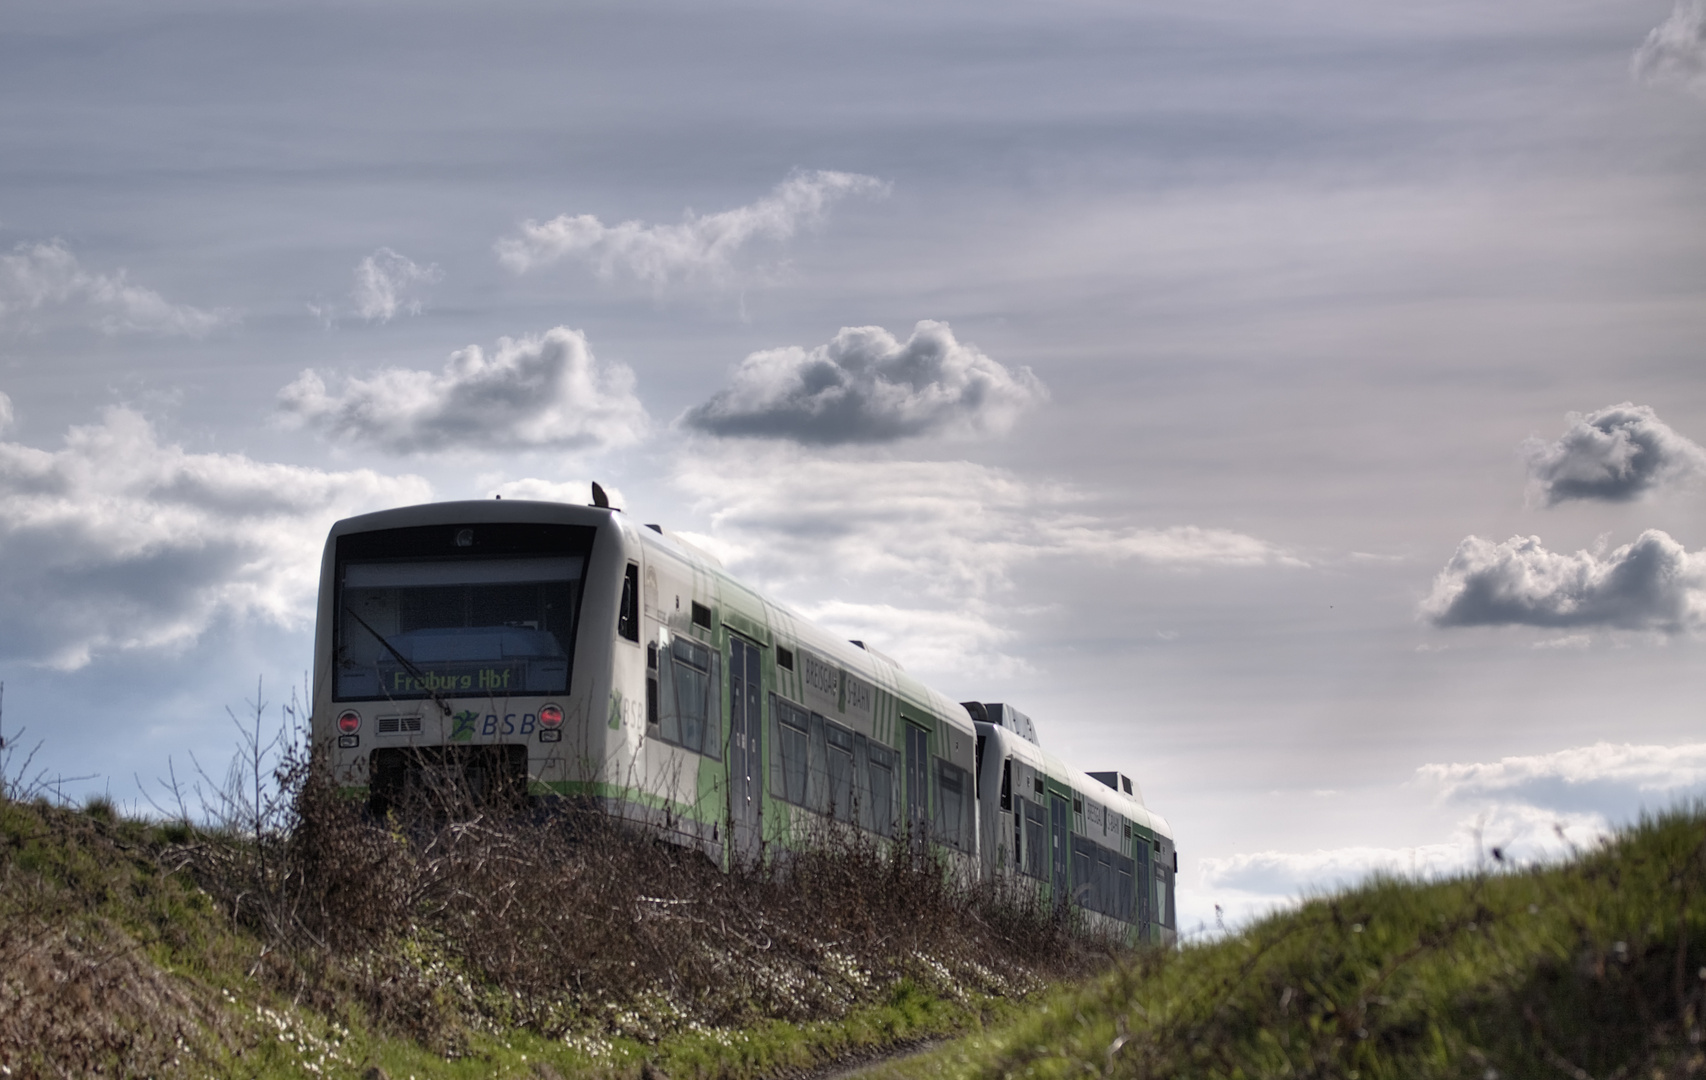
[311,500,1176,943]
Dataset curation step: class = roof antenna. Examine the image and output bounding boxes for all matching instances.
[590,482,610,509]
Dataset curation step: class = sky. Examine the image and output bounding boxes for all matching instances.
[2,0,1705,933]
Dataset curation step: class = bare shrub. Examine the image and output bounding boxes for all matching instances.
[219,738,1117,1045]
[149,681,1119,1049]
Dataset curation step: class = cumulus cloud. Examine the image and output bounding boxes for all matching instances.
[1523,403,1706,505]
[1634,0,1706,99]
[0,404,429,669]
[353,247,441,322]
[1421,530,1706,632]
[278,326,648,455]
[494,170,888,285]
[0,239,229,336]
[676,453,1298,600]
[681,321,1047,444]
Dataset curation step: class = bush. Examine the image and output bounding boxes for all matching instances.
[173,730,1114,1052]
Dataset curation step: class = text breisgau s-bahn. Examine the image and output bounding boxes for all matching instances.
[310,498,1178,944]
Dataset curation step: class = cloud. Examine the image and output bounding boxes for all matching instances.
[352,247,441,322]
[484,476,626,510]
[1200,841,1471,899]
[277,326,648,455]
[796,599,1031,680]
[1522,403,1706,505]
[1421,530,1706,632]
[494,170,888,285]
[0,404,429,670]
[1188,739,1706,930]
[1417,741,1706,818]
[680,321,1047,444]
[1193,739,1706,931]
[675,453,1298,600]
[1531,634,1591,650]
[1634,0,1706,99]
[0,239,229,336]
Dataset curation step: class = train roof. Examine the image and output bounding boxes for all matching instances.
[323,497,615,537]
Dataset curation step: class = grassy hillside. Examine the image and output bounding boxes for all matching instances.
[13,745,1704,1080]
[863,808,1706,1080]
[0,763,1110,1080]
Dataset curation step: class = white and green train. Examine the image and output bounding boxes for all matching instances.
[311,498,1177,944]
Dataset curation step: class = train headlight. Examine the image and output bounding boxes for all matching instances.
[539,704,564,729]
[337,710,362,735]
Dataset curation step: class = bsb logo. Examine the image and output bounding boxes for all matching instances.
[449,711,480,742]
[449,708,541,742]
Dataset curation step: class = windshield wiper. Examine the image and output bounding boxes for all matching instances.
[343,606,454,719]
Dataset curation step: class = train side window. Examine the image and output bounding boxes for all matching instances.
[618,563,640,642]
[826,721,855,822]
[999,758,1012,811]
[772,696,809,805]
[1033,775,1044,797]
[777,646,794,671]
[862,741,897,837]
[646,643,658,729]
[1117,855,1134,922]
[935,759,973,851]
[691,601,712,629]
[1012,796,1022,867]
[1071,836,1093,909]
[807,713,829,814]
[853,733,870,823]
[1022,799,1047,878]
[974,734,984,798]
[657,640,682,745]
[1094,846,1115,916]
[668,636,721,759]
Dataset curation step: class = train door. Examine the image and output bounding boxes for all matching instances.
[728,636,763,867]
[1134,838,1153,939]
[1050,794,1070,909]
[905,722,929,848]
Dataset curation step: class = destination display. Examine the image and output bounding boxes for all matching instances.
[378,662,538,696]
[798,648,874,726]
[334,553,580,701]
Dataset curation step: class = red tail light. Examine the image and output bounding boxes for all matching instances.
[539,704,564,729]
[337,710,361,735]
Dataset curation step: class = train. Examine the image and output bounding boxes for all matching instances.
[310,496,1177,944]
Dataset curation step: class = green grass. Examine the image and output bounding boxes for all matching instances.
[861,807,1706,1080]
[29,793,1706,1078]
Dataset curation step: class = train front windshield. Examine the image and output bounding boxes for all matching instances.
[332,523,593,702]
